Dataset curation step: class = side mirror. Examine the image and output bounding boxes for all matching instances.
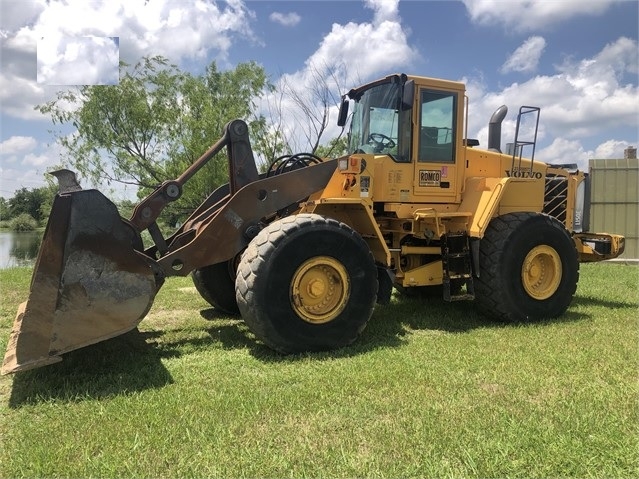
[337,98,349,127]
[401,79,414,110]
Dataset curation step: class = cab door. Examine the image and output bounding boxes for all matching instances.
[413,88,463,202]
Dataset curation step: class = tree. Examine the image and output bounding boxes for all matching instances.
[314,136,349,159]
[163,61,269,219]
[0,197,9,222]
[38,56,270,225]
[270,62,351,156]
[7,186,55,224]
[38,56,183,190]
[255,85,293,167]
[10,213,38,232]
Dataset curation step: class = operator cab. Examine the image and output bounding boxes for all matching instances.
[338,73,467,203]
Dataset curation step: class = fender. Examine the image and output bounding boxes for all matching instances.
[459,177,511,238]
[302,198,391,267]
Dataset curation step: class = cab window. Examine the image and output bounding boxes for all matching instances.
[419,90,456,163]
[348,81,411,162]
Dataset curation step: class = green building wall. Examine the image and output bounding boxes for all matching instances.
[588,156,639,259]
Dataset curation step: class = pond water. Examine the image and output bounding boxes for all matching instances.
[0,230,42,269]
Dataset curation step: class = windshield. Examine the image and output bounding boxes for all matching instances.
[348,81,411,162]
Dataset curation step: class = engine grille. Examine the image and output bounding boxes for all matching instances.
[543,174,568,224]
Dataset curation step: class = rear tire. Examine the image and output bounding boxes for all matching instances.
[475,212,579,322]
[192,260,240,315]
[235,214,378,353]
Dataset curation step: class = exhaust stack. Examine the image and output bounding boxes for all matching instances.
[488,105,508,153]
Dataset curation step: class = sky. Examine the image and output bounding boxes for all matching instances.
[0,0,637,200]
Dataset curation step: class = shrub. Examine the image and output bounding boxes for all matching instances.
[10,213,38,231]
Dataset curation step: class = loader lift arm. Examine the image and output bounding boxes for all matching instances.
[129,119,259,255]
[1,119,336,374]
[127,119,338,274]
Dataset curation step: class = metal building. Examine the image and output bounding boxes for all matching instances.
[588,147,639,259]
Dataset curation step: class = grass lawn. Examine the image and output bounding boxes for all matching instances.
[0,262,637,478]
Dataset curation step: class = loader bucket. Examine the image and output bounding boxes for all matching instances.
[2,188,163,375]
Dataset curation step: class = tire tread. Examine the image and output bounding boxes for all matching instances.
[475,212,579,322]
[236,214,377,352]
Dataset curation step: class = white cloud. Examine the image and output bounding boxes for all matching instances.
[1,20,38,81]
[0,165,49,195]
[0,139,65,196]
[0,64,64,120]
[37,36,119,85]
[302,1,417,87]
[538,138,588,167]
[261,0,417,152]
[0,0,256,121]
[464,37,638,152]
[0,135,37,155]
[269,12,301,27]
[501,36,546,74]
[592,139,634,159]
[462,0,622,31]
[22,151,51,167]
[563,35,638,79]
[0,0,47,36]
[29,0,255,62]
[365,0,400,23]
[537,137,633,170]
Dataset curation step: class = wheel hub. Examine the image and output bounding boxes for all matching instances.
[521,245,562,300]
[291,256,350,324]
[307,278,326,298]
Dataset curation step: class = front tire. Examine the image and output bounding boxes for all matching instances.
[235,214,378,353]
[475,212,579,322]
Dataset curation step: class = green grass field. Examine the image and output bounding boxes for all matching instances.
[1,263,637,478]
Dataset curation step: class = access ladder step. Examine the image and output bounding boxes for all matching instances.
[441,233,475,302]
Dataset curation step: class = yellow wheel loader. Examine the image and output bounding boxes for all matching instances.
[2,73,625,374]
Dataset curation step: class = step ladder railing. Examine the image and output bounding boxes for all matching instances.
[510,106,540,176]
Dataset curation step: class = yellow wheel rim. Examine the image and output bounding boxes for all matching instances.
[521,245,562,300]
[291,256,350,324]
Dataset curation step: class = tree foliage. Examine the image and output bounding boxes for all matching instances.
[38,56,183,190]
[36,55,353,227]
[314,136,349,159]
[163,61,269,221]
[0,197,9,222]
[10,213,38,232]
[7,186,56,224]
[38,56,269,224]
[270,62,351,156]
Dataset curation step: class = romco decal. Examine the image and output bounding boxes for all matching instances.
[419,169,441,187]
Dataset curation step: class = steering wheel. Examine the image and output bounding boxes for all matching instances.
[367,133,396,151]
